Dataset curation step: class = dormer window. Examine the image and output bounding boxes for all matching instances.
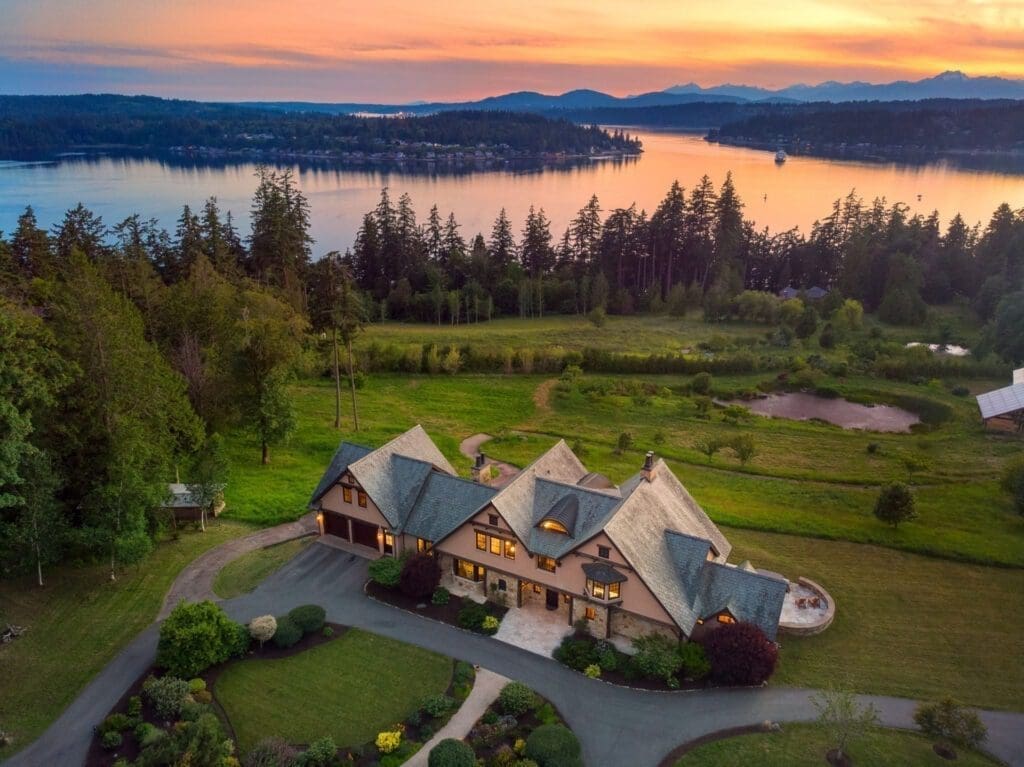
[582,562,626,601]
[539,519,569,534]
[537,494,578,537]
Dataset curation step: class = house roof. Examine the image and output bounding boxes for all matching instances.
[582,561,627,584]
[404,472,498,543]
[163,483,214,509]
[694,562,789,640]
[308,441,374,507]
[528,478,622,559]
[976,383,1024,420]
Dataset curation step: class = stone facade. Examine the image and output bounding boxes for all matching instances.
[610,608,679,642]
[485,569,517,608]
[573,599,610,639]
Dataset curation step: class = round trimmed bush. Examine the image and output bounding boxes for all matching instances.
[188,678,206,694]
[249,614,277,647]
[272,615,303,648]
[156,600,247,677]
[287,604,326,634]
[498,682,537,716]
[428,738,475,767]
[101,730,122,750]
[698,622,778,686]
[524,724,582,767]
[400,553,442,599]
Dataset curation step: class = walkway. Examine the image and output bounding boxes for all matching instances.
[10,543,1024,767]
[495,602,571,657]
[404,668,509,767]
[458,433,519,488]
[158,511,317,619]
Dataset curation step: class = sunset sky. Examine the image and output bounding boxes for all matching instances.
[2,0,1022,101]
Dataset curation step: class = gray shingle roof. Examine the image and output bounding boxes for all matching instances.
[404,472,497,543]
[582,561,627,584]
[977,383,1024,420]
[308,442,373,507]
[528,478,622,558]
[694,562,788,640]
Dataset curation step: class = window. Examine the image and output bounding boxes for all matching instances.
[532,583,542,594]
[587,578,621,601]
[357,491,368,508]
[454,559,485,582]
[597,545,610,559]
[539,519,569,534]
[417,538,432,553]
[717,614,736,625]
[489,536,502,556]
[503,540,516,560]
[475,532,487,551]
[477,532,516,559]
[383,531,394,554]
[563,593,571,604]
[488,513,499,526]
[536,555,556,573]
[497,578,507,591]
[342,486,352,503]
[584,607,596,621]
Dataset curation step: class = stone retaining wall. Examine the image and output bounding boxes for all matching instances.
[779,576,835,637]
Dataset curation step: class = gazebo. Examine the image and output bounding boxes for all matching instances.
[976,369,1024,431]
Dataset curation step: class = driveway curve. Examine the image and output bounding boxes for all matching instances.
[458,433,519,488]
[10,543,1023,767]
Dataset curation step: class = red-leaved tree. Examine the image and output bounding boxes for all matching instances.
[698,622,778,686]
[399,553,441,598]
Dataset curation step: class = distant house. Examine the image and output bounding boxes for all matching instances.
[976,369,1024,431]
[159,483,225,522]
[309,425,787,642]
[778,286,828,301]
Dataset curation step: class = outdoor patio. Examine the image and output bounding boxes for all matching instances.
[494,601,573,657]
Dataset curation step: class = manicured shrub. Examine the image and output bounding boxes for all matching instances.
[101,730,123,750]
[524,724,582,767]
[630,634,683,685]
[272,616,303,648]
[133,722,165,749]
[322,626,334,638]
[457,602,488,631]
[584,664,601,678]
[229,620,252,657]
[98,713,133,736]
[249,615,278,648]
[126,695,143,720]
[288,604,326,634]
[192,689,213,704]
[873,482,918,528]
[368,556,403,588]
[553,636,599,672]
[296,736,337,767]
[481,615,500,634]
[428,738,475,767]
[597,648,618,672]
[136,713,230,766]
[375,730,402,754]
[491,745,517,767]
[432,587,451,605]
[421,693,454,718]
[535,703,559,725]
[698,622,778,686]
[914,697,987,749]
[142,675,190,720]
[679,642,711,681]
[400,553,442,598]
[499,682,537,715]
[245,737,299,767]
[188,678,207,694]
[156,600,247,677]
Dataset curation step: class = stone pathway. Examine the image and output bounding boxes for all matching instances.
[494,603,572,657]
[158,512,317,618]
[458,433,519,488]
[403,668,510,767]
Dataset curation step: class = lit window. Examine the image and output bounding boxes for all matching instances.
[454,559,485,582]
[489,536,502,556]
[597,545,610,559]
[608,581,620,600]
[488,513,499,526]
[342,486,352,503]
[717,614,736,624]
[539,519,569,534]
[357,491,368,508]
[537,556,556,573]
[383,532,394,554]
[504,540,516,560]
[475,532,487,551]
[588,579,606,599]
[417,538,432,553]
[585,607,596,621]
[532,583,542,594]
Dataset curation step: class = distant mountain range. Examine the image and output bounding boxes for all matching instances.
[244,71,1024,116]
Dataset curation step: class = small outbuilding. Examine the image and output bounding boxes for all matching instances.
[778,286,828,301]
[159,483,225,523]
[976,369,1024,431]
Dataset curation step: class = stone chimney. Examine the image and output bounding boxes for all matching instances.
[641,451,657,482]
[471,452,490,484]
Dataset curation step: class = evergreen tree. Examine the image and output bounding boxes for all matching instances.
[489,208,517,273]
[520,206,554,278]
[247,166,312,303]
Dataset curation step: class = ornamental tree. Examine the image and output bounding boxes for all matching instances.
[813,686,880,762]
[249,615,277,648]
[698,621,778,686]
[914,697,987,752]
[400,553,441,598]
[873,483,918,528]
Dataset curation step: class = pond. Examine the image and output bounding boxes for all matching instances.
[739,392,920,433]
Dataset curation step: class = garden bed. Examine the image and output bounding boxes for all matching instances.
[367,580,508,632]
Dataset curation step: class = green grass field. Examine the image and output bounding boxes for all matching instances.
[215,629,452,753]
[674,723,999,766]
[0,519,253,758]
[212,537,313,599]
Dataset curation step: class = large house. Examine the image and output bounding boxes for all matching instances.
[309,425,787,642]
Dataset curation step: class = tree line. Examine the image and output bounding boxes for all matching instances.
[2,164,1023,584]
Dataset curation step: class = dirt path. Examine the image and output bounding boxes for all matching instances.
[532,378,557,413]
[458,434,519,488]
[158,513,317,619]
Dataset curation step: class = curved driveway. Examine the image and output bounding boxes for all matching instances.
[9,543,1024,767]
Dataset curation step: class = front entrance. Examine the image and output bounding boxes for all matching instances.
[324,512,349,540]
[545,588,560,611]
[351,519,379,549]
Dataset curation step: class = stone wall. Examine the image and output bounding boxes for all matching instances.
[485,569,516,608]
[573,599,609,639]
[610,608,678,642]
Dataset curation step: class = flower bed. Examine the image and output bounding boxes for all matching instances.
[367,580,508,634]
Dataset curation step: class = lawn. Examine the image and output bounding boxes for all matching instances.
[214,629,453,753]
[0,519,253,758]
[725,527,1024,711]
[212,537,313,599]
[674,723,1000,766]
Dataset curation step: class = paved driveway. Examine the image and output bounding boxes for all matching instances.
[9,542,1024,767]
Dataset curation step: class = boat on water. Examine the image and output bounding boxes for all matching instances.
[774,149,787,164]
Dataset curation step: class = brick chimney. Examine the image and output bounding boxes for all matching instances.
[641,451,657,482]
[471,452,490,484]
